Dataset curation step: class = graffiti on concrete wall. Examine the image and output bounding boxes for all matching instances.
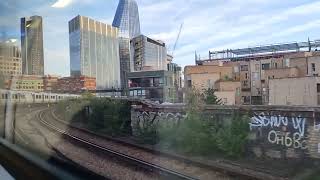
[134,111,187,129]
[249,112,307,150]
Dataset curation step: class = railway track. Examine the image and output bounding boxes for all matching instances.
[43,107,288,180]
[49,109,287,180]
[38,109,199,180]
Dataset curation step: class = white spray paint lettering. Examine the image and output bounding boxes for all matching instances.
[249,113,306,137]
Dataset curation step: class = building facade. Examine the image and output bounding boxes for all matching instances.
[6,75,44,92]
[196,38,320,105]
[113,0,141,90]
[131,35,167,71]
[54,76,96,94]
[69,15,121,90]
[21,16,44,75]
[0,42,22,76]
[128,70,176,103]
[43,75,60,92]
[184,65,234,90]
[269,77,320,106]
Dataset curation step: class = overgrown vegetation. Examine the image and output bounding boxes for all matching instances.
[56,94,131,136]
[202,88,222,105]
[136,88,249,158]
[57,88,249,158]
[88,98,131,136]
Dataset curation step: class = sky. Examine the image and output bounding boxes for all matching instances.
[1,0,320,76]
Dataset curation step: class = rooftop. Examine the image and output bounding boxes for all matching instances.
[199,38,320,62]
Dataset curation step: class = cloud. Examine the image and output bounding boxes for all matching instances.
[51,0,73,8]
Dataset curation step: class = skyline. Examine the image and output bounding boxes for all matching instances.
[0,0,320,76]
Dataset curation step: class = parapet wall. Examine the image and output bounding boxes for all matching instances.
[131,104,320,160]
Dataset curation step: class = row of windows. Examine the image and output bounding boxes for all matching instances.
[34,95,62,99]
[16,86,43,89]
[0,93,65,100]
[0,59,21,62]
[1,94,26,100]
[1,71,21,75]
[16,82,43,85]
[0,66,21,70]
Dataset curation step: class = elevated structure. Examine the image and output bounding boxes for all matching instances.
[201,39,320,63]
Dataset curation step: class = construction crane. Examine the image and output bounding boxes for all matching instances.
[170,23,184,60]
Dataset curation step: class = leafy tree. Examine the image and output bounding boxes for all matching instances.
[202,88,222,105]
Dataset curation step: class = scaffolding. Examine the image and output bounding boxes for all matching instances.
[206,38,320,61]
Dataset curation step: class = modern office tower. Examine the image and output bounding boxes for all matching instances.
[113,0,141,90]
[21,16,44,75]
[69,15,121,90]
[131,35,167,71]
[0,41,22,76]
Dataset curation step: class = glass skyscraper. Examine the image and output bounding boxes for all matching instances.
[131,35,167,71]
[21,16,44,75]
[113,0,141,90]
[69,15,121,90]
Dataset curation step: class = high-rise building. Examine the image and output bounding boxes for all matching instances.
[113,0,141,90]
[21,16,44,75]
[131,35,167,71]
[69,15,121,90]
[0,41,22,76]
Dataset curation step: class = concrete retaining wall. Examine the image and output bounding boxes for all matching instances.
[131,104,320,160]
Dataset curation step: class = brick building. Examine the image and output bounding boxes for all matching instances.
[54,76,96,94]
[193,39,320,105]
[6,75,44,92]
[43,75,60,92]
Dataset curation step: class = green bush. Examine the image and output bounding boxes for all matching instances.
[88,98,131,136]
[158,111,217,155]
[135,121,159,145]
[155,89,249,158]
[157,111,249,158]
[56,99,90,122]
[216,113,250,158]
[56,97,131,136]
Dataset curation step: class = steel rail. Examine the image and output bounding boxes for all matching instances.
[39,109,198,180]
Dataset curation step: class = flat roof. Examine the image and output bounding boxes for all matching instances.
[207,39,320,61]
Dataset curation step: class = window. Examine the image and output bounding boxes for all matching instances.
[240,65,248,71]
[245,73,248,79]
[317,84,320,93]
[242,80,248,87]
[236,88,240,96]
[262,63,270,70]
[312,63,316,72]
[187,80,192,88]
[242,96,250,104]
